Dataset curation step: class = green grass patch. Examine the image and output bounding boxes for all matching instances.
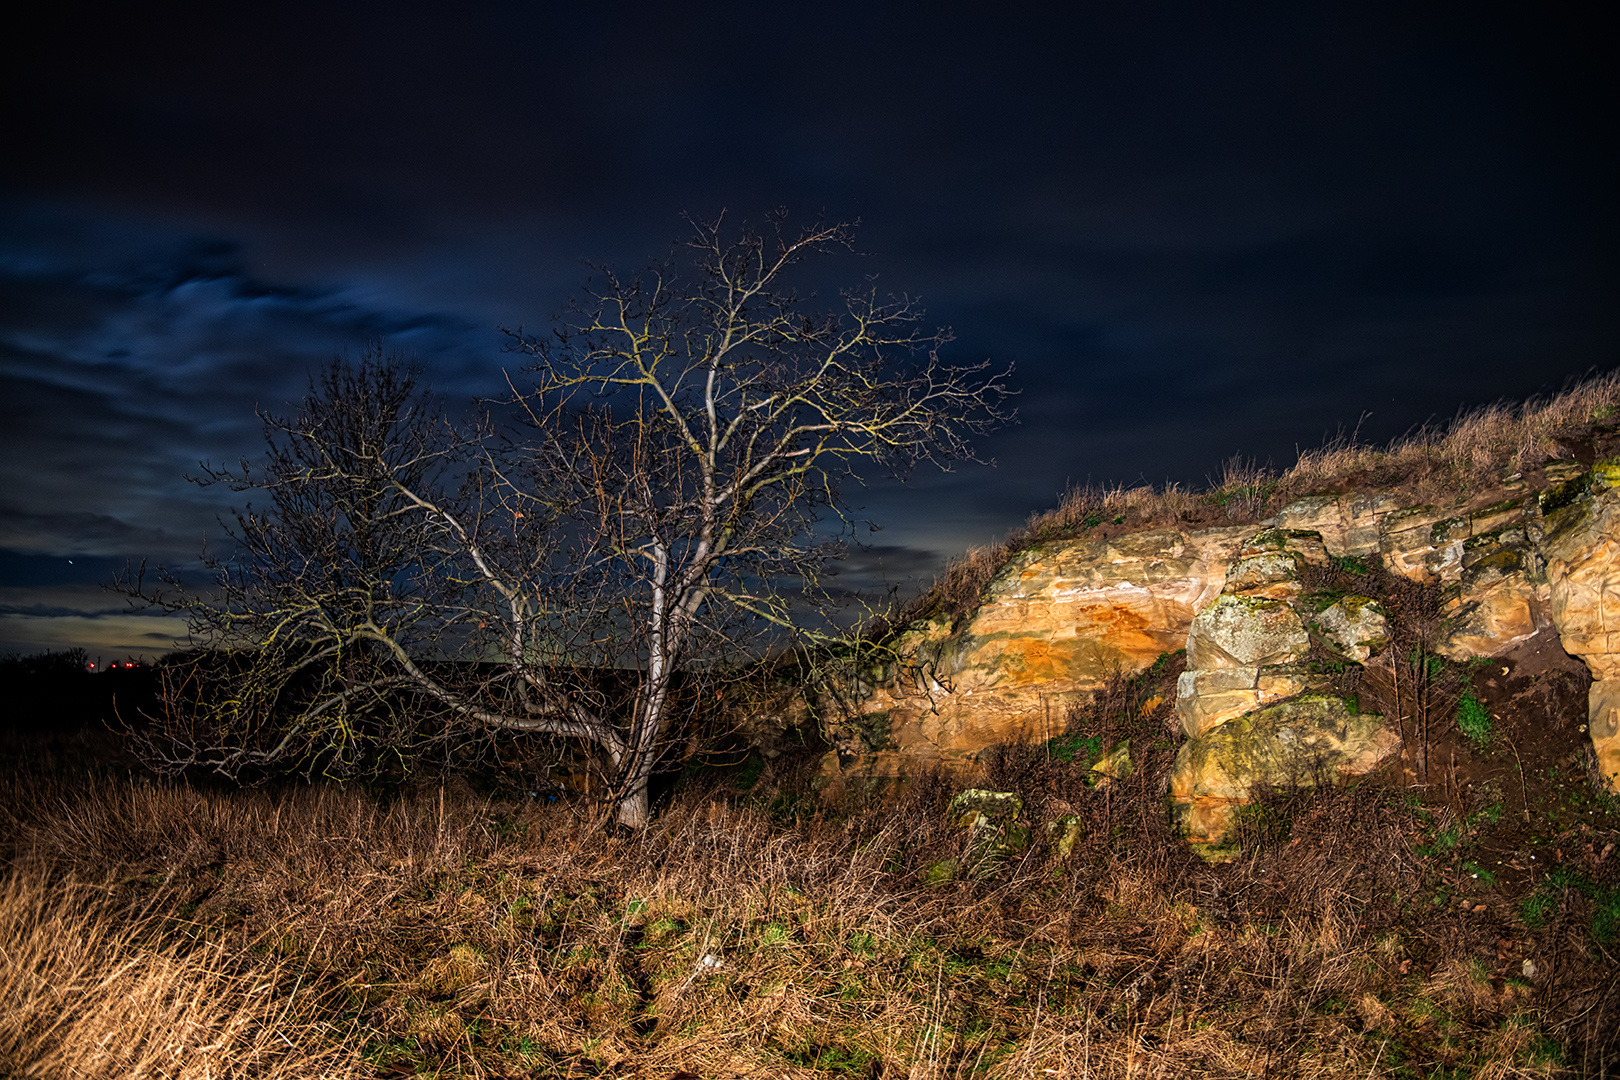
[1454,693,1492,749]
[1045,732,1104,765]
[1520,867,1620,943]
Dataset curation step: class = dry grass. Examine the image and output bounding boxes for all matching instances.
[2,753,1611,1079]
[907,367,1620,626]
[1287,368,1620,496]
[0,867,357,1079]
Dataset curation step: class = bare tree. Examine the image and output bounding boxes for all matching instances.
[129,214,1013,827]
[121,354,469,781]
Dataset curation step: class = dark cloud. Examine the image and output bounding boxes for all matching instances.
[0,602,128,621]
[828,544,951,595]
[2,1,1616,656]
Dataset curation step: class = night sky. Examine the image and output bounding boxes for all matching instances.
[3,2,1616,661]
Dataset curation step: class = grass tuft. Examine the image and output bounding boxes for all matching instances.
[0,868,356,1079]
[1456,692,1494,749]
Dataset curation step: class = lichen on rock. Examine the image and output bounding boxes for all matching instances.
[1187,595,1311,670]
[947,789,1030,877]
[1312,595,1389,663]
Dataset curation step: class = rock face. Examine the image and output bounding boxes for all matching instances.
[1169,528,1398,844]
[817,458,1620,831]
[818,527,1248,791]
[1539,462,1620,791]
[1170,696,1400,848]
[1176,530,1321,739]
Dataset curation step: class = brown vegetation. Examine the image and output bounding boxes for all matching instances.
[0,862,357,1079]
[909,368,1620,627]
[3,719,1615,1078]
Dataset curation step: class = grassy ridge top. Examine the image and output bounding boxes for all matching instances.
[908,369,1620,628]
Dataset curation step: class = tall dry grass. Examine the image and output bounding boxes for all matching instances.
[1283,370,1618,497]
[1,766,1606,1078]
[0,868,357,1079]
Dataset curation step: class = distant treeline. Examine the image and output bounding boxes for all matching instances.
[0,649,159,731]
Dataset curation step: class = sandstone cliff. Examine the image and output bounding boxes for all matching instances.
[818,458,1620,848]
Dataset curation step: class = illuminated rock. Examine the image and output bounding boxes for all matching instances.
[815,460,1620,807]
[1313,595,1389,663]
[1541,460,1620,792]
[1169,696,1399,849]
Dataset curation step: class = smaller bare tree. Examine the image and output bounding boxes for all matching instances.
[120,354,472,781]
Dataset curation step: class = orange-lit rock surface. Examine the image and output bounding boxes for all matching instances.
[818,526,1250,791]
[818,459,1620,806]
[1540,461,1620,791]
[1169,696,1401,849]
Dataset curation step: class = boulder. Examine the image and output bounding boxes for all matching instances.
[947,789,1030,877]
[1312,596,1389,663]
[1175,664,1319,738]
[1090,738,1134,783]
[1168,696,1400,850]
[1047,814,1084,860]
[1224,551,1307,601]
[1186,595,1310,670]
[949,788,1025,825]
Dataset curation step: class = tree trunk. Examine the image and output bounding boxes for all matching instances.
[616,776,651,829]
[612,664,673,830]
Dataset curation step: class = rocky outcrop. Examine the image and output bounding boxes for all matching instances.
[1270,487,1540,581]
[1170,696,1400,850]
[1434,525,1548,660]
[817,527,1249,793]
[816,458,1620,827]
[1540,462,1620,790]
